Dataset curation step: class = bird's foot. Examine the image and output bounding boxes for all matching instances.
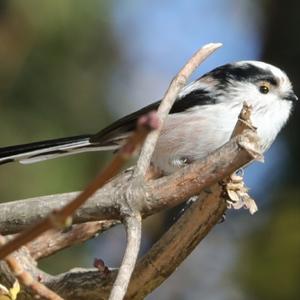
[171,156,194,168]
[218,212,227,223]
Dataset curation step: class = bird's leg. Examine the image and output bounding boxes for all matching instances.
[224,169,258,214]
[171,156,194,168]
[218,212,226,223]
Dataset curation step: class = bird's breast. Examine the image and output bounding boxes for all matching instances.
[151,103,242,174]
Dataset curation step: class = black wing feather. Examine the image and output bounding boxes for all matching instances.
[90,88,213,144]
[0,86,213,163]
[0,135,90,159]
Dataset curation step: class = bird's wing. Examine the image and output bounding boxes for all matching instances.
[0,85,213,164]
[90,88,213,145]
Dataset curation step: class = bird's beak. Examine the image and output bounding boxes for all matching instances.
[284,92,298,102]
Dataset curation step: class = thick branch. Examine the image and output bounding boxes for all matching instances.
[126,102,258,298]
[26,220,118,260]
[0,113,157,260]
[0,132,259,299]
[143,130,260,212]
[126,184,226,299]
[26,186,226,300]
[0,130,260,236]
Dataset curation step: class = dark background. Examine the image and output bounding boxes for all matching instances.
[0,1,299,299]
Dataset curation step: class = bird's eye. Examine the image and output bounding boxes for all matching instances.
[259,85,269,94]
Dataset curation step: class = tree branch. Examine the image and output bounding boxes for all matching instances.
[126,102,259,298]
[126,184,226,299]
[25,220,118,260]
[107,43,223,300]
[0,130,260,237]
[0,44,263,300]
[0,127,260,300]
[109,214,142,300]
[0,235,62,300]
[0,113,158,260]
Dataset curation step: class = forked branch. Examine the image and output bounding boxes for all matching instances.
[109,42,223,300]
[0,44,264,300]
[126,102,261,299]
[0,112,158,261]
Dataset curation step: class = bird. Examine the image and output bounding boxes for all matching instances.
[0,61,297,174]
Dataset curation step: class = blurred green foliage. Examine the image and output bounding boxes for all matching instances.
[0,1,118,201]
[238,191,300,299]
[0,1,119,272]
[237,1,300,299]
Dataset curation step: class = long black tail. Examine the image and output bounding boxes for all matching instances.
[0,135,117,165]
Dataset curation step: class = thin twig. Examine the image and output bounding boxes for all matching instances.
[0,234,63,300]
[0,113,158,260]
[109,214,142,300]
[25,220,118,260]
[135,42,222,178]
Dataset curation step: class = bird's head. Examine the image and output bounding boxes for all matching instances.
[203,60,298,108]
[179,60,297,152]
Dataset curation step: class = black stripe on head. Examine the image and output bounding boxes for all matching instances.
[171,89,216,113]
[0,135,90,158]
[204,63,278,87]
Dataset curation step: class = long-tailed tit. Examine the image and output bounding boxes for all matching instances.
[0,61,297,174]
